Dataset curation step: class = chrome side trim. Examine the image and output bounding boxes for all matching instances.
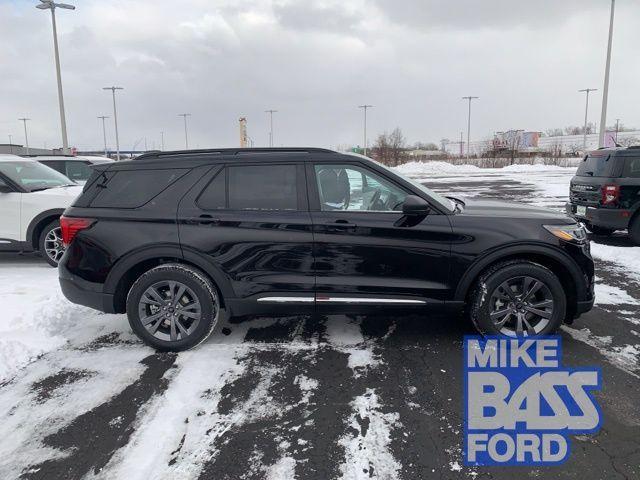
[317,297,426,304]
[257,296,315,303]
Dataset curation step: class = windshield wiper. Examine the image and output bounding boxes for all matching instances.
[29,183,77,192]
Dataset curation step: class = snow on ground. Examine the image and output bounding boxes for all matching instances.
[1,160,639,479]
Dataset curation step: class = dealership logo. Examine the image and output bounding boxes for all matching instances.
[463,336,601,466]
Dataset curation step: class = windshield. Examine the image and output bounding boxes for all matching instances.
[0,161,75,191]
[576,154,614,177]
[371,159,455,212]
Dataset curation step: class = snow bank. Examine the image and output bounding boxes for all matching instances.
[393,160,576,177]
[591,243,640,284]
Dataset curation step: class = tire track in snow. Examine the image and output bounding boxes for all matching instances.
[20,353,176,480]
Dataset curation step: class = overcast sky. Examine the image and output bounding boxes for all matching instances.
[0,0,638,152]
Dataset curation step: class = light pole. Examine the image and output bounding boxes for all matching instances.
[19,118,31,155]
[160,131,164,151]
[462,96,479,159]
[178,114,191,149]
[599,0,616,148]
[103,86,123,160]
[97,115,109,156]
[265,109,277,147]
[36,0,75,154]
[578,88,597,150]
[357,105,373,156]
[615,118,620,143]
[8,134,13,154]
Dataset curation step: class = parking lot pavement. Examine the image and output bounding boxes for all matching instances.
[1,167,639,479]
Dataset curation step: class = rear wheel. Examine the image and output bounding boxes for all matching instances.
[629,215,640,245]
[39,219,64,267]
[126,264,221,351]
[469,260,566,337]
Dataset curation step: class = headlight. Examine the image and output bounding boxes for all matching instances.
[543,224,587,244]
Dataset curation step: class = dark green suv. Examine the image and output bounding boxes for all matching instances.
[566,146,640,244]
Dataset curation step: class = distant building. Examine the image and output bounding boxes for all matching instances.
[0,144,55,155]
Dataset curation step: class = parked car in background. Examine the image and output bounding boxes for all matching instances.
[26,155,113,185]
[0,155,83,266]
[59,148,594,351]
[566,146,640,244]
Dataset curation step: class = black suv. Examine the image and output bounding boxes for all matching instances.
[59,148,594,350]
[566,146,640,243]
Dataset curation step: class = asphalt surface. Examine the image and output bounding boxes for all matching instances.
[1,169,639,480]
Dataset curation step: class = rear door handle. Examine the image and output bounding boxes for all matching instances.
[187,214,220,225]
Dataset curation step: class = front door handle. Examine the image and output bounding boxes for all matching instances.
[323,219,357,231]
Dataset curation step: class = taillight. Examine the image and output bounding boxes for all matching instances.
[60,216,95,246]
[601,184,620,205]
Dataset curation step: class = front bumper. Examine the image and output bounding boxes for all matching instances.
[565,202,630,230]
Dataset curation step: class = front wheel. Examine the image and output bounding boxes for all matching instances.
[126,264,222,351]
[39,219,64,267]
[469,260,566,337]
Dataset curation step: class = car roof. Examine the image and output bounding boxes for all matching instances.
[23,155,84,161]
[0,154,37,163]
[76,155,114,163]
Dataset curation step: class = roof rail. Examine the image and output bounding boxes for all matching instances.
[134,147,336,161]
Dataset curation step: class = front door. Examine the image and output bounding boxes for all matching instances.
[308,161,453,306]
[177,161,315,306]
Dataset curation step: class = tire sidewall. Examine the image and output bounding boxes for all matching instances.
[472,262,566,336]
[126,265,219,351]
[39,219,62,267]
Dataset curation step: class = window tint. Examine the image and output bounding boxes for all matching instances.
[65,161,94,182]
[197,169,226,209]
[315,164,407,212]
[623,157,640,178]
[576,155,614,177]
[228,165,297,210]
[91,168,187,208]
[39,160,65,175]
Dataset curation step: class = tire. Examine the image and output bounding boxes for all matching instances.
[38,219,64,267]
[629,215,640,245]
[469,260,566,337]
[126,263,222,351]
[586,223,615,236]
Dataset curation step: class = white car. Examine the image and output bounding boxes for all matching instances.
[28,155,113,185]
[0,155,84,266]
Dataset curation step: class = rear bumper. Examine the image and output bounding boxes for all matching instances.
[565,202,630,230]
[59,261,115,313]
[576,298,595,317]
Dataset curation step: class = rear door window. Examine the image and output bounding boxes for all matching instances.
[197,168,226,209]
[90,168,188,208]
[65,161,94,182]
[227,164,298,210]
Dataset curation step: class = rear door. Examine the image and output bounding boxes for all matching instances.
[307,160,453,305]
[570,153,623,212]
[177,159,315,304]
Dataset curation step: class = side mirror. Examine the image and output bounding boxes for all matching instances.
[402,195,431,216]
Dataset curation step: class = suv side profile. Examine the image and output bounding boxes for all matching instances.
[59,148,595,351]
[566,146,640,244]
[0,155,83,266]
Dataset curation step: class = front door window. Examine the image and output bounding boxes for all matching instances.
[314,164,407,212]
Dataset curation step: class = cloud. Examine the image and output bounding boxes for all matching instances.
[0,0,637,153]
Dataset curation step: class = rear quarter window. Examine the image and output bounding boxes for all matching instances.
[87,168,188,208]
[623,156,640,178]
